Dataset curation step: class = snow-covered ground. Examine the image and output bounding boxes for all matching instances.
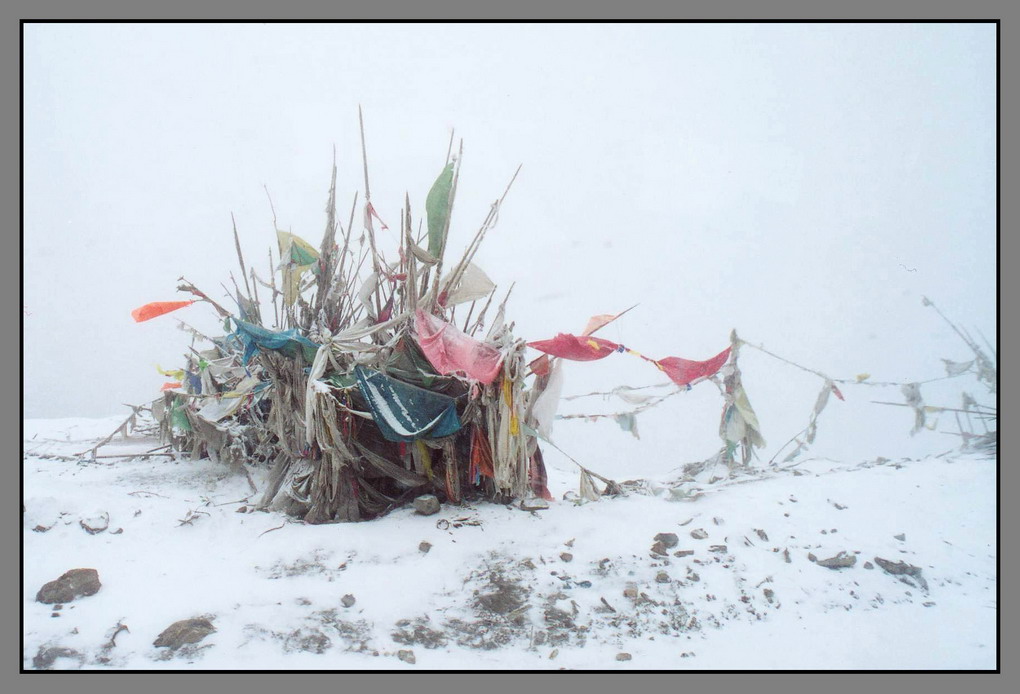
[23,416,996,670]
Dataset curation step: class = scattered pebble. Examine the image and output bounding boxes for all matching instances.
[341,594,356,608]
[690,529,709,540]
[816,552,857,569]
[674,550,694,558]
[560,552,573,563]
[36,569,102,605]
[864,561,875,570]
[397,649,416,664]
[654,532,679,548]
[655,571,670,584]
[894,533,906,541]
[549,648,559,660]
[755,529,769,541]
[623,583,639,598]
[153,618,216,650]
[419,541,432,554]
[650,541,669,556]
[616,652,632,661]
[413,495,440,516]
[807,553,817,563]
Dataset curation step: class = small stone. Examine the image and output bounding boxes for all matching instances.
[816,552,857,569]
[783,549,791,563]
[874,557,928,590]
[654,532,679,548]
[830,529,837,534]
[763,588,775,603]
[32,646,82,670]
[110,528,124,535]
[616,652,632,661]
[549,648,559,660]
[341,594,356,608]
[623,582,639,598]
[807,553,817,563]
[236,506,248,513]
[577,580,592,588]
[79,512,110,535]
[821,530,828,535]
[686,569,700,582]
[53,604,64,610]
[153,618,216,650]
[397,649,416,664]
[690,528,709,540]
[709,545,727,554]
[560,552,573,563]
[712,517,724,526]
[419,541,432,554]
[650,541,669,556]
[674,549,694,558]
[755,529,769,542]
[655,571,670,584]
[894,533,906,541]
[520,498,550,511]
[864,561,874,570]
[36,569,102,604]
[412,495,441,516]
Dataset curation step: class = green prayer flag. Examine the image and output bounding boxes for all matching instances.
[426,163,454,259]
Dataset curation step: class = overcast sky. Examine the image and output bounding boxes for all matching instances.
[23,23,995,470]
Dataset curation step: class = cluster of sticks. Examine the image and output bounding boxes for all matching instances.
[150,113,570,523]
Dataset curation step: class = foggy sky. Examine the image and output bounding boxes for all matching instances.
[23,23,996,469]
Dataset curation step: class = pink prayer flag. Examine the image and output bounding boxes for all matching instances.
[414,309,504,384]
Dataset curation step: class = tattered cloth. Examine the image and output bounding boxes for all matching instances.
[414,309,504,384]
[232,318,319,365]
[655,347,731,387]
[527,333,622,361]
[354,365,463,443]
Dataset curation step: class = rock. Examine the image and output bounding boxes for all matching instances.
[560,552,573,563]
[654,532,679,548]
[32,646,83,670]
[623,582,639,598]
[712,517,724,526]
[655,571,670,584]
[755,529,769,542]
[520,498,550,511]
[874,557,928,590]
[807,553,817,563]
[616,652,632,661]
[894,533,906,541]
[863,561,874,570]
[397,649,416,664]
[153,618,216,650]
[341,594,357,608]
[763,588,775,603]
[79,512,110,535]
[412,495,441,516]
[236,506,248,513]
[36,569,101,604]
[674,549,694,558]
[690,528,709,540]
[549,648,559,660]
[816,552,857,569]
[577,580,592,588]
[650,541,669,556]
[419,541,432,554]
[686,569,700,582]
[783,548,791,563]
[709,545,727,554]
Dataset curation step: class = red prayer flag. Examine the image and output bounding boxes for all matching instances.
[655,347,731,387]
[527,333,621,361]
[160,381,182,391]
[131,300,196,323]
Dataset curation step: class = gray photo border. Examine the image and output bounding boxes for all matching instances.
[4,2,1010,694]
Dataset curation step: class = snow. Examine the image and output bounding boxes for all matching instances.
[23,419,996,670]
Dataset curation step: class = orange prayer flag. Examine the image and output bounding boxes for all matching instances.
[131,300,196,323]
[160,381,182,391]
